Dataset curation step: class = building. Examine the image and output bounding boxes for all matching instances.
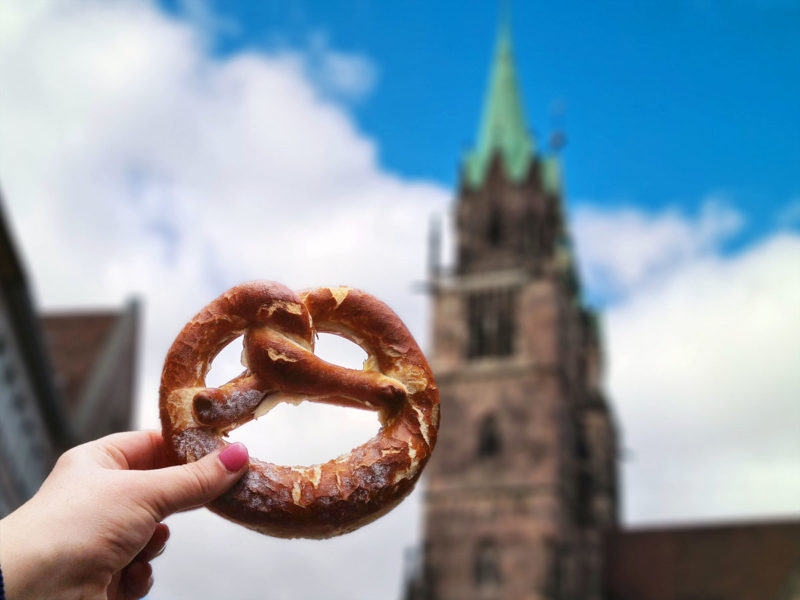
[406,21,617,600]
[604,520,800,600]
[0,192,138,517]
[404,20,799,600]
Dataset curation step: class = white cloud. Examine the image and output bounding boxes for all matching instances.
[0,1,446,598]
[305,31,379,101]
[573,203,800,525]
[572,197,743,298]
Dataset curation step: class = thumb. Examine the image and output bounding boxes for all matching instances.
[144,442,249,519]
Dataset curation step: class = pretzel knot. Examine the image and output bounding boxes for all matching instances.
[159,281,439,538]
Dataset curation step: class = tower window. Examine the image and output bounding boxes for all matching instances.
[488,204,502,246]
[474,538,501,589]
[477,415,501,458]
[466,288,516,359]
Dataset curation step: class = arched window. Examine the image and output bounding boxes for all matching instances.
[477,415,501,458]
[474,538,501,589]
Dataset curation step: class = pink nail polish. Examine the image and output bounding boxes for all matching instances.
[219,442,249,472]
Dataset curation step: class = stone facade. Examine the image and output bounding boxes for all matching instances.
[0,292,62,514]
[409,153,618,600]
[402,22,618,599]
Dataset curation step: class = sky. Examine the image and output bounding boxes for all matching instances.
[158,0,800,255]
[0,1,798,599]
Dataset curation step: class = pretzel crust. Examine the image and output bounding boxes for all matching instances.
[159,281,439,538]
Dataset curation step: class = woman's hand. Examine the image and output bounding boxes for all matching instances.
[0,431,249,600]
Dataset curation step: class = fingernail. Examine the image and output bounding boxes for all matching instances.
[218,442,249,472]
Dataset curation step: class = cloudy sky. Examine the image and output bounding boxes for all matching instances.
[0,1,798,599]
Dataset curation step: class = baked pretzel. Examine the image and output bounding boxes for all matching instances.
[159,281,439,538]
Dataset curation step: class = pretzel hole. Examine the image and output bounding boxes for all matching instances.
[225,402,380,466]
[207,333,379,465]
[313,332,368,369]
[205,335,246,388]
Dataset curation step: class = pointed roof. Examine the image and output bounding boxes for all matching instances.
[41,312,119,413]
[41,299,138,440]
[464,21,536,188]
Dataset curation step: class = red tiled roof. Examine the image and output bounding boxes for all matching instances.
[41,312,119,413]
[605,520,800,600]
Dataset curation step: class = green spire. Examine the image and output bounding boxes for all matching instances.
[463,20,536,188]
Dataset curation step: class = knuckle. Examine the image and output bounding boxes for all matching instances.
[54,446,81,469]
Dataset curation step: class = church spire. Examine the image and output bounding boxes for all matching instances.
[463,17,536,188]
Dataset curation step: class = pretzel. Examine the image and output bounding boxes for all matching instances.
[159,281,439,538]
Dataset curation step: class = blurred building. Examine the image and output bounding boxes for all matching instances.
[604,520,800,600]
[0,194,138,517]
[404,21,617,600]
[403,20,800,600]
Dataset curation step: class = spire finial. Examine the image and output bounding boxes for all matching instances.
[499,0,512,36]
[497,0,512,53]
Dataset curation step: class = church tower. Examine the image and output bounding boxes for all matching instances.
[405,21,619,600]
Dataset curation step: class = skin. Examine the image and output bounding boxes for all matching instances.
[0,431,249,600]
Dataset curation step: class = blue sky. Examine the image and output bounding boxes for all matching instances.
[161,0,800,250]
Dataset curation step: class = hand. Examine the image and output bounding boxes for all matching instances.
[0,431,249,600]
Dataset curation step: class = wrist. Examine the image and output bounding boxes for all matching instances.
[0,502,111,600]
[0,505,70,600]
[0,508,45,599]
[1,548,5,600]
